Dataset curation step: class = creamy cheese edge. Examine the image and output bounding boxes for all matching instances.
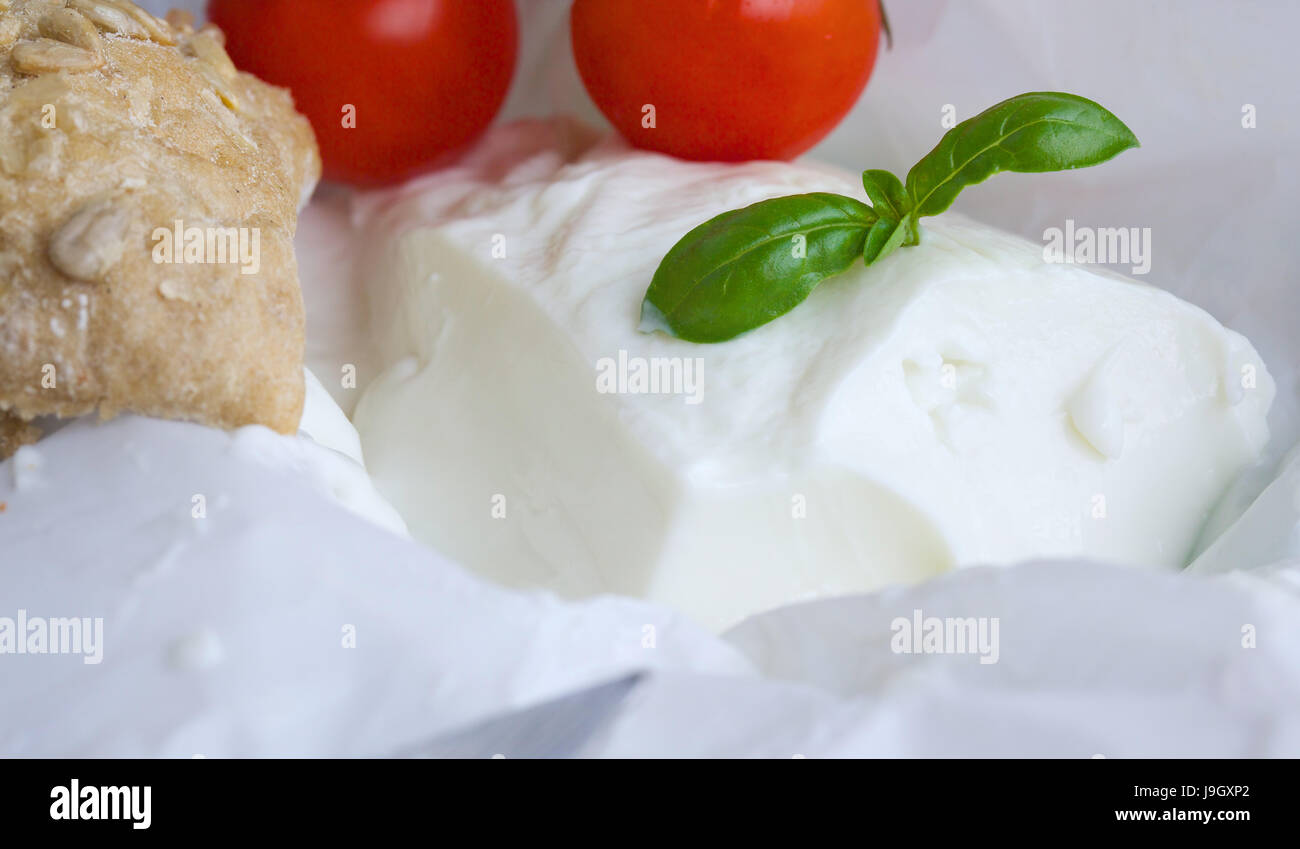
[351,120,1273,631]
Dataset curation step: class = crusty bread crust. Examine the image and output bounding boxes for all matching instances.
[0,0,320,455]
[0,409,38,457]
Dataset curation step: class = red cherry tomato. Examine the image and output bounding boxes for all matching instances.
[570,0,881,162]
[208,0,518,186]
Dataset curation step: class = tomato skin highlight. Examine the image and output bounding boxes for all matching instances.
[570,0,881,163]
[208,0,518,187]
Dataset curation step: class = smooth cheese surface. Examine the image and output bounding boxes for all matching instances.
[351,120,1274,630]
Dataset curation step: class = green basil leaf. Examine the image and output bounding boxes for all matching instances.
[862,169,919,248]
[906,91,1139,218]
[862,213,911,266]
[641,193,875,343]
[862,169,909,220]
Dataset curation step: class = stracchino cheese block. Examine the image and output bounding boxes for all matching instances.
[351,120,1274,630]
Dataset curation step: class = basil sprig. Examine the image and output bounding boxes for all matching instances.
[641,91,1139,343]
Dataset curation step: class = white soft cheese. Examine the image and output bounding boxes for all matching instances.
[351,120,1274,631]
